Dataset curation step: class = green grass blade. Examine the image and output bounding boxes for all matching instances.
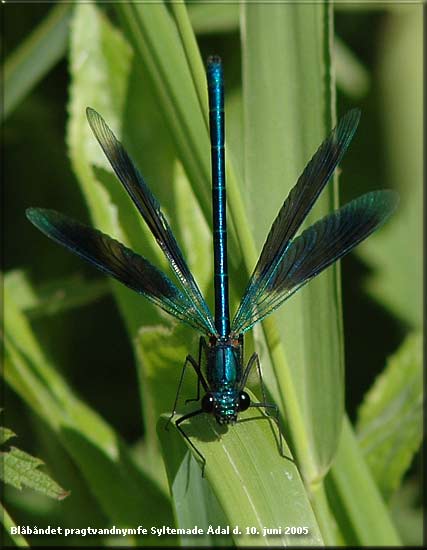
[242,0,343,488]
[144,326,322,545]
[0,501,30,547]
[157,440,230,547]
[114,1,252,291]
[356,332,423,500]
[159,410,324,547]
[142,320,324,545]
[3,4,72,120]
[326,417,401,545]
[188,4,239,35]
[170,0,209,125]
[114,2,213,224]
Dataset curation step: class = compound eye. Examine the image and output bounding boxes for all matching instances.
[238,391,250,412]
[201,393,215,413]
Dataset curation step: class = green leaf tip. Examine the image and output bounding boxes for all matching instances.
[0,445,70,500]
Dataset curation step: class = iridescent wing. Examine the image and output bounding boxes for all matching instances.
[26,208,213,335]
[86,108,216,336]
[233,110,361,330]
[231,191,398,334]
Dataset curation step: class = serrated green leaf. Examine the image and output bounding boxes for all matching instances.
[1,446,69,500]
[356,332,423,500]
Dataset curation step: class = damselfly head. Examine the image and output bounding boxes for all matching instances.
[201,390,251,425]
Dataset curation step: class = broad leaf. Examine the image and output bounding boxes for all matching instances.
[159,410,324,547]
[242,1,343,489]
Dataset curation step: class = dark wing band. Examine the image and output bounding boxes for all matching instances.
[86,108,216,335]
[231,191,398,334]
[233,110,361,331]
[26,208,213,335]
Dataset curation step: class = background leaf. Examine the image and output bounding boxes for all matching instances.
[325,418,401,546]
[3,4,72,120]
[355,8,422,328]
[356,332,423,500]
[5,269,108,318]
[0,427,16,446]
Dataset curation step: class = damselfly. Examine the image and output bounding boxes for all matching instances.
[27,56,398,469]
